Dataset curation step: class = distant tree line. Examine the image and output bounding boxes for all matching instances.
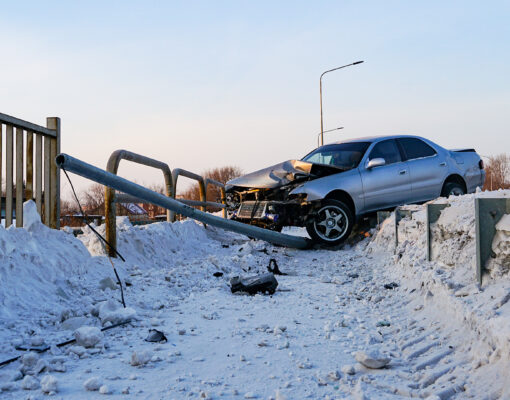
[482,153,510,191]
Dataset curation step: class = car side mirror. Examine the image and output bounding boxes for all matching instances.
[367,158,386,169]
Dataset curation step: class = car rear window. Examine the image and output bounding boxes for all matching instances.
[397,138,437,160]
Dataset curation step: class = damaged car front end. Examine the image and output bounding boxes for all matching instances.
[226,142,371,244]
[226,160,344,229]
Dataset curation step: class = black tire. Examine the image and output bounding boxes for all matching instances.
[441,182,466,197]
[306,199,354,246]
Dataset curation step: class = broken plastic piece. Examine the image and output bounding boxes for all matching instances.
[230,273,278,295]
[267,258,286,275]
[384,282,399,290]
[145,329,167,343]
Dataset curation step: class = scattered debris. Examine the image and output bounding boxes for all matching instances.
[230,274,278,295]
[341,364,356,375]
[267,259,286,275]
[145,329,167,343]
[384,282,399,290]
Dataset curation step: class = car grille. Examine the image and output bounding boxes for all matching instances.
[237,201,267,219]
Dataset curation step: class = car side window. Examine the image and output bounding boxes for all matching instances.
[369,140,401,165]
[398,138,437,160]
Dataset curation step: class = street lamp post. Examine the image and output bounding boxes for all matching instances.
[320,60,364,146]
[317,126,344,148]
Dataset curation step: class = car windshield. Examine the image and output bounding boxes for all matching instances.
[302,142,371,169]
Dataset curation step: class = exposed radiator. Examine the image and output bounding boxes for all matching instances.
[237,201,267,219]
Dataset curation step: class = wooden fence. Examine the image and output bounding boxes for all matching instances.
[0,113,61,228]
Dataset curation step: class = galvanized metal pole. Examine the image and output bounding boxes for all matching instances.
[56,154,311,250]
[319,61,364,146]
[320,76,324,146]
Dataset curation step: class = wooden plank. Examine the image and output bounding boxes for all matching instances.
[44,136,51,225]
[47,117,60,229]
[35,135,43,216]
[15,128,24,227]
[26,131,34,200]
[5,125,13,227]
[0,112,56,137]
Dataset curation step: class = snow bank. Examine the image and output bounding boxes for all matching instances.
[0,201,263,363]
[0,201,111,322]
[368,189,510,356]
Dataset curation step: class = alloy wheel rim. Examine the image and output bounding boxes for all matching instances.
[449,187,464,196]
[314,205,348,242]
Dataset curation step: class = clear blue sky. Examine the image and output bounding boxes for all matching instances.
[1,1,509,194]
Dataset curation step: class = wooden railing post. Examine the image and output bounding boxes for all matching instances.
[5,125,14,227]
[0,124,2,221]
[47,117,61,229]
[35,135,43,216]
[15,128,24,227]
[26,132,34,201]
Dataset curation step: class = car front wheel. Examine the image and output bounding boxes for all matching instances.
[441,182,466,197]
[306,199,354,246]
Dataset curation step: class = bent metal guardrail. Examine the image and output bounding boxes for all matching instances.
[104,150,228,256]
[105,150,173,257]
[169,170,227,222]
[0,113,61,228]
[170,168,206,222]
[56,153,310,250]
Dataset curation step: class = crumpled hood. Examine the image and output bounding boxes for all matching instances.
[227,160,344,189]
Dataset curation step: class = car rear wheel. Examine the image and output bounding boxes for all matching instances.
[306,199,354,246]
[441,182,465,197]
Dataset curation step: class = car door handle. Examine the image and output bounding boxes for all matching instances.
[399,170,407,175]
[439,162,447,167]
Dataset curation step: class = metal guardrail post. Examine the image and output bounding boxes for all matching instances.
[394,207,413,252]
[426,203,449,262]
[475,198,510,286]
[104,150,173,257]
[56,153,310,249]
[170,169,207,222]
[376,211,391,227]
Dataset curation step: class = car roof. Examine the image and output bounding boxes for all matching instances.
[328,134,424,145]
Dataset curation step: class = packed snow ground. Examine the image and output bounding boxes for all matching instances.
[0,193,509,399]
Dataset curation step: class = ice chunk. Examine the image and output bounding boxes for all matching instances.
[21,375,39,390]
[131,350,152,366]
[84,376,102,391]
[41,375,58,393]
[98,299,136,325]
[355,349,390,369]
[74,326,103,348]
[23,200,44,232]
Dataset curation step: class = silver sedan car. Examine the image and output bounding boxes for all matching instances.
[226,135,485,246]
